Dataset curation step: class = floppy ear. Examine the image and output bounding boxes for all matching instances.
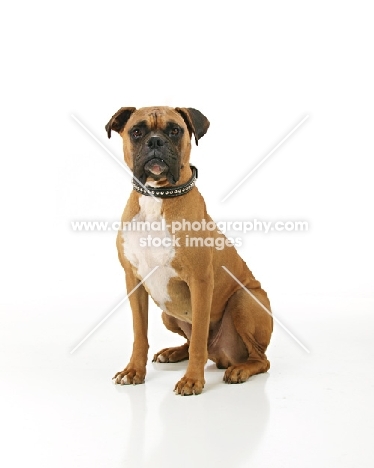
[175,107,210,145]
[105,107,136,138]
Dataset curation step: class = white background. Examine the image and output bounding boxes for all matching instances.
[1,1,373,467]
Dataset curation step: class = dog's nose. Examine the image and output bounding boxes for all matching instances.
[147,136,164,148]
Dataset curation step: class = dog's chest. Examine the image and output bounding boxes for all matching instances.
[121,196,177,310]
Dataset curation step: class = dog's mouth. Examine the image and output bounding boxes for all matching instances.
[134,154,180,186]
[144,158,169,177]
[142,157,180,185]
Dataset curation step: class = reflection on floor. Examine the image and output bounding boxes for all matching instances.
[1,296,373,467]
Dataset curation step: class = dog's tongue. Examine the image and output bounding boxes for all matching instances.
[149,163,163,175]
[144,158,168,176]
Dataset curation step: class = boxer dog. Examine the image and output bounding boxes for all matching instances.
[105,107,272,395]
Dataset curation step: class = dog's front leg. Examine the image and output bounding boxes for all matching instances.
[174,274,213,396]
[113,268,149,385]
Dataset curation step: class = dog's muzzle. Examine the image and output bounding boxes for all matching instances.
[134,135,180,185]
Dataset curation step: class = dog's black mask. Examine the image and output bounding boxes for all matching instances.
[131,125,184,185]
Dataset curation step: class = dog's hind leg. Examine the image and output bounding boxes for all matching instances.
[152,312,190,363]
[223,288,273,384]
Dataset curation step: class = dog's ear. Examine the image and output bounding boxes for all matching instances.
[175,108,210,145]
[105,107,136,138]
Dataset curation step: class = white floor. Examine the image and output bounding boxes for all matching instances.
[1,294,374,468]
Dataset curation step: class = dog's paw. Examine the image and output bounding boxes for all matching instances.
[153,344,189,363]
[112,367,146,385]
[174,376,205,396]
[223,365,251,384]
[223,360,270,384]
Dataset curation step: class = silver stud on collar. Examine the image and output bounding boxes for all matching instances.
[132,166,198,199]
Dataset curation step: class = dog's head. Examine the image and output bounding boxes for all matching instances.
[105,106,209,185]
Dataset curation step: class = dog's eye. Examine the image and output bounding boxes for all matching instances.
[132,129,142,139]
[169,127,180,137]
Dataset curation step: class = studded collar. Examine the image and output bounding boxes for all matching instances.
[132,166,198,198]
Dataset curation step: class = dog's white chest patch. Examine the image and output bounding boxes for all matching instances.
[121,196,177,310]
